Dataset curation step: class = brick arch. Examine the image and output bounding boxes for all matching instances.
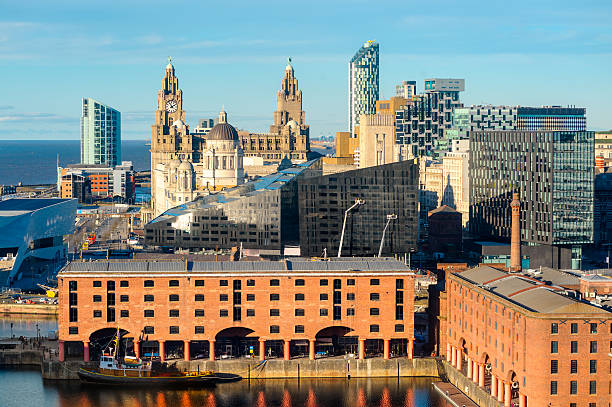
[315,326,354,338]
[215,327,257,339]
[87,326,131,343]
[480,352,491,365]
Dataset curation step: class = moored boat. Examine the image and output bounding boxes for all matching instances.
[77,328,236,386]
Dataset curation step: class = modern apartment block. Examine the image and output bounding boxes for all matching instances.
[298,160,419,257]
[395,79,464,158]
[443,265,611,407]
[348,41,379,136]
[58,161,135,203]
[470,130,594,269]
[81,97,121,167]
[57,258,415,363]
[395,81,416,99]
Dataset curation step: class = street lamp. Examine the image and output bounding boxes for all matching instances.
[337,199,365,258]
[378,214,398,258]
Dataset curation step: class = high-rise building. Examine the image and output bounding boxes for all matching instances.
[396,81,416,99]
[516,106,586,131]
[81,98,121,167]
[395,78,464,158]
[470,130,594,269]
[437,105,587,157]
[348,41,379,136]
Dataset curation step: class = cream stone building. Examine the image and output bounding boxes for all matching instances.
[419,140,470,227]
[150,60,244,218]
[148,58,311,218]
[238,59,310,162]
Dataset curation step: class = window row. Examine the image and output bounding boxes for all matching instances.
[551,322,603,335]
[550,380,597,395]
[550,359,598,374]
[551,340,600,354]
[79,278,404,290]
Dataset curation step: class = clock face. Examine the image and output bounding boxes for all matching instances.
[165,99,178,113]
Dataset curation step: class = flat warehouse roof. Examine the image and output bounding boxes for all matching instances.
[60,258,412,275]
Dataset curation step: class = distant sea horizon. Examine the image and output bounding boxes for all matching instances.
[0,140,151,186]
[0,139,333,186]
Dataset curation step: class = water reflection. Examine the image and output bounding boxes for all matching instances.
[0,315,57,338]
[0,369,445,407]
[48,378,444,407]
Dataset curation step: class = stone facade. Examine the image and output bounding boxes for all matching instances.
[149,60,312,217]
[239,60,309,162]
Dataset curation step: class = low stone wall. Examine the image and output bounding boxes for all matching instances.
[441,361,501,407]
[0,350,42,366]
[40,357,439,381]
[171,357,439,379]
[0,303,58,315]
[41,360,96,380]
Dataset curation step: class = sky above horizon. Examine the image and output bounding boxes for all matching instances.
[1,0,611,140]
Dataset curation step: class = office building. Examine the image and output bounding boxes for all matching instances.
[192,118,216,136]
[298,160,419,257]
[355,96,409,168]
[437,106,587,158]
[0,198,76,289]
[145,159,322,255]
[443,265,611,407]
[81,98,121,167]
[58,161,135,203]
[395,78,464,158]
[348,41,379,136]
[470,130,594,269]
[57,258,415,362]
[516,106,586,131]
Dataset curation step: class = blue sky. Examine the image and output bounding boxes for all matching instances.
[1,0,611,140]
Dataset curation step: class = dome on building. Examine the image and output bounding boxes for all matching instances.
[286,119,299,130]
[207,122,239,141]
[178,160,193,171]
[172,119,185,128]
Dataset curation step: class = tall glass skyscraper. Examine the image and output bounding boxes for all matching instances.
[81,98,121,167]
[348,41,379,136]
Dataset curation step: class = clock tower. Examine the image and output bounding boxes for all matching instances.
[150,58,192,213]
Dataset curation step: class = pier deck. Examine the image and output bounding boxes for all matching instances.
[433,381,479,407]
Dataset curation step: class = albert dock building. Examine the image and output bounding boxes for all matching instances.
[442,265,611,407]
[57,258,415,363]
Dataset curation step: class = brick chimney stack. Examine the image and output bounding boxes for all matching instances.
[510,192,521,272]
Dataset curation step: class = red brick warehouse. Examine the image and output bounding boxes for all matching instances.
[58,258,415,363]
[443,265,611,407]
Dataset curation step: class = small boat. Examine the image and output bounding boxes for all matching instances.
[77,329,228,387]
